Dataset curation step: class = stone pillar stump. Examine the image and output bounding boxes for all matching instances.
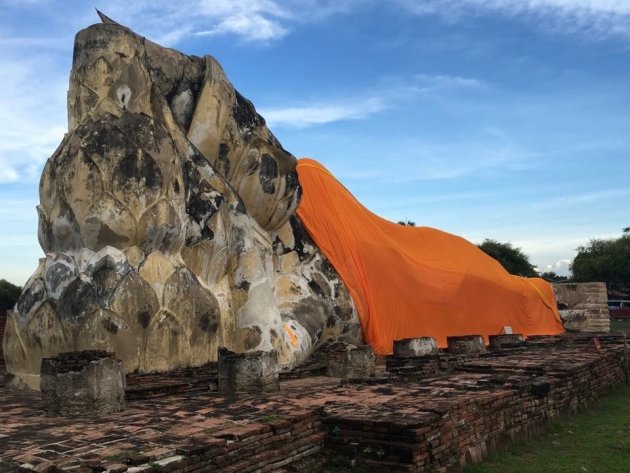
[447,335,487,354]
[489,334,525,349]
[217,348,279,394]
[326,343,376,378]
[393,337,439,357]
[40,350,125,416]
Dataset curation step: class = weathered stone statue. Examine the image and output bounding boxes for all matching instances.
[2,13,361,390]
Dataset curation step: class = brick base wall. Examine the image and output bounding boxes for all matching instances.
[323,343,626,472]
[0,313,7,368]
[112,342,627,473]
[2,336,627,473]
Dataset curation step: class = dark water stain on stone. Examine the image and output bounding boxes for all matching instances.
[97,223,129,248]
[218,143,230,177]
[103,318,119,334]
[308,280,325,298]
[237,280,250,292]
[58,277,97,324]
[233,90,264,134]
[198,310,220,335]
[285,169,298,191]
[113,148,162,191]
[292,298,328,341]
[17,279,47,319]
[259,154,278,194]
[242,326,262,350]
[137,310,151,328]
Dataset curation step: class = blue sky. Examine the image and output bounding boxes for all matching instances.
[1,0,629,285]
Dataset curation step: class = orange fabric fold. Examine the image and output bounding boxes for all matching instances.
[296,158,564,354]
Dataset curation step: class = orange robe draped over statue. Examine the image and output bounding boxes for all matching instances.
[296,158,564,354]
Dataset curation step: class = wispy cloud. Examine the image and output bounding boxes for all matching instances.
[98,0,369,44]
[194,0,291,42]
[0,57,67,183]
[383,133,534,182]
[532,188,630,209]
[260,73,485,128]
[397,0,630,39]
[414,74,486,89]
[260,98,385,128]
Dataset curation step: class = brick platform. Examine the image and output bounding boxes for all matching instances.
[0,335,627,473]
[0,313,7,369]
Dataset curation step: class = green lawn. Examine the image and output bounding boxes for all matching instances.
[610,318,630,334]
[465,384,630,473]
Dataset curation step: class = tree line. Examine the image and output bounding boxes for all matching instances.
[0,279,21,313]
[395,221,629,290]
[476,228,630,291]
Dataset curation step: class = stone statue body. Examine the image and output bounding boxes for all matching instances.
[3,15,361,389]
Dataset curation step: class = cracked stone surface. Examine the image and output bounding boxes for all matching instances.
[2,14,361,390]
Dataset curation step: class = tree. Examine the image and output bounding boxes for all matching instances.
[477,239,538,277]
[0,279,22,313]
[570,231,630,291]
[397,220,416,227]
[539,271,568,283]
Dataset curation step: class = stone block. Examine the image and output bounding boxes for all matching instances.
[488,334,525,349]
[447,335,486,354]
[217,347,279,394]
[40,350,125,416]
[393,337,439,357]
[326,343,376,378]
[554,282,610,332]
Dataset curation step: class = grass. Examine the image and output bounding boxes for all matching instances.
[258,413,280,423]
[610,318,630,334]
[465,384,630,473]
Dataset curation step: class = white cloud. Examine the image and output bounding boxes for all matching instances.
[544,259,572,275]
[195,0,289,41]
[0,56,67,183]
[97,0,369,44]
[531,188,630,209]
[195,13,288,42]
[260,97,385,128]
[414,74,486,89]
[0,1,376,183]
[371,129,533,183]
[397,0,630,39]
[260,73,485,128]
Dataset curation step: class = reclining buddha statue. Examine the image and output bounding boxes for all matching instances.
[2,13,563,390]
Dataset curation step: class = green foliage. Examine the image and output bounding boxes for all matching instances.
[477,239,538,277]
[397,220,416,227]
[465,385,630,473]
[259,413,280,423]
[0,279,21,312]
[539,271,568,283]
[570,232,630,291]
